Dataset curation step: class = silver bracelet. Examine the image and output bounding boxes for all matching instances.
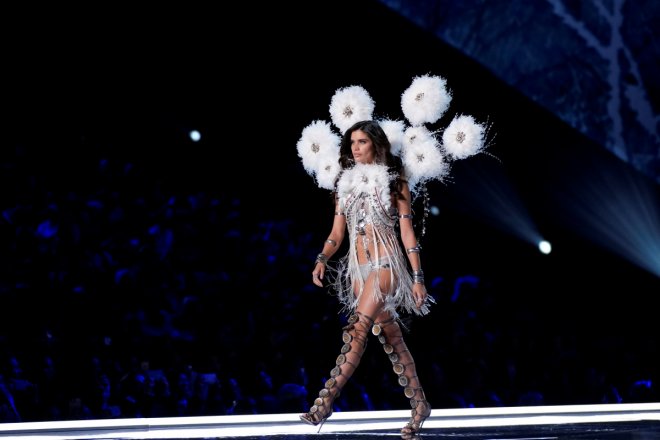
[412,269,424,284]
[315,253,328,266]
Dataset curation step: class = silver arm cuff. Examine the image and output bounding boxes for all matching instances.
[407,245,421,254]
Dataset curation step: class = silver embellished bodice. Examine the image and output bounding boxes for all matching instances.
[330,163,431,317]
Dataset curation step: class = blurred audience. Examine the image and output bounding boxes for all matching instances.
[0,145,656,422]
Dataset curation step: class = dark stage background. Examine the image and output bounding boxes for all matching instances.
[2,0,659,424]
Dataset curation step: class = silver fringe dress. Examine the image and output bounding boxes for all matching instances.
[330,163,433,319]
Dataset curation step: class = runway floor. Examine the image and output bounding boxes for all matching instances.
[1,402,660,439]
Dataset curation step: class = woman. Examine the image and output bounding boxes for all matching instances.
[300,120,433,437]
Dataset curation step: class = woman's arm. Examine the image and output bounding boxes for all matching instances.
[397,182,427,308]
[312,197,346,287]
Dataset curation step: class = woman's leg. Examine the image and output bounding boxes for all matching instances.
[301,271,389,427]
[374,311,431,436]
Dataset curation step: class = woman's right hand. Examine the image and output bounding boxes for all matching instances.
[312,263,325,287]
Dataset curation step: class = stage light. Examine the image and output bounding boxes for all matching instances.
[548,155,660,278]
[448,160,542,248]
[538,240,552,254]
[189,130,201,142]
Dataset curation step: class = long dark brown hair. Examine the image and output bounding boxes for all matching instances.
[335,120,406,200]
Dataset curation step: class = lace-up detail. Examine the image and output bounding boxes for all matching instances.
[374,317,431,437]
[300,312,373,431]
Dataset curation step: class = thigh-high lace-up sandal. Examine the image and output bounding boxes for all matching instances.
[373,317,431,438]
[300,312,373,432]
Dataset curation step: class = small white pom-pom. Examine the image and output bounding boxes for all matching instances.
[442,114,485,160]
[378,118,406,157]
[329,85,375,133]
[315,158,341,190]
[401,74,452,126]
[296,120,341,176]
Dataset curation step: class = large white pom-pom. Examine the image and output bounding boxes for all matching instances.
[378,118,406,157]
[401,74,452,126]
[401,126,448,192]
[329,85,375,133]
[296,120,340,176]
[442,114,486,160]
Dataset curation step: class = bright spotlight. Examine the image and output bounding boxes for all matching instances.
[538,240,552,255]
[189,130,201,142]
[430,205,440,216]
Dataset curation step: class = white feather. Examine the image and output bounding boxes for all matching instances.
[401,126,448,192]
[296,120,341,176]
[329,85,375,133]
[337,163,391,201]
[403,125,435,148]
[442,114,485,160]
[401,74,452,126]
[378,118,406,157]
[316,158,342,190]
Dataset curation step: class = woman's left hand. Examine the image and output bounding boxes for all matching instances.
[413,284,427,308]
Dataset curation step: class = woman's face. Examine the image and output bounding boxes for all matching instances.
[350,129,376,164]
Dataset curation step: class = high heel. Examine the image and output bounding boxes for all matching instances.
[299,411,331,432]
[400,396,431,437]
[299,312,372,432]
[299,388,335,432]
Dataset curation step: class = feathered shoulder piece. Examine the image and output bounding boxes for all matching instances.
[296,74,491,196]
[336,163,392,202]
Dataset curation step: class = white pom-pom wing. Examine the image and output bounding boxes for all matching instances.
[401,74,452,126]
[442,114,485,160]
[296,120,340,176]
[329,85,375,133]
[401,125,448,192]
[378,118,406,157]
